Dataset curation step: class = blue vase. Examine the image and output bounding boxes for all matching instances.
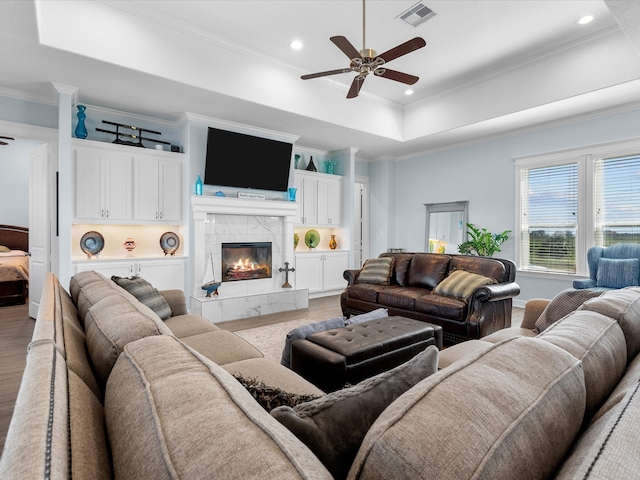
[74,105,88,139]
[195,174,203,196]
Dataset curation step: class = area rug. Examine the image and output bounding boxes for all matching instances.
[234,318,315,363]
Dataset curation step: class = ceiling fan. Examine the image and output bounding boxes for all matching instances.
[301,0,426,99]
[0,136,14,146]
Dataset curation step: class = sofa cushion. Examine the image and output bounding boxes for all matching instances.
[111,275,173,320]
[163,313,220,338]
[281,317,346,368]
[534,288,604,333]
[449,255,506,281]
[70,271,129,323]
[84,294,173,384]
[538,310,627,420]
[271,346,438,480]
[223,357,326,397]
[433,269,496,301]
[377,287,426,311]
[180,330,264,365]
[356,257,395,285]
[380,253,413,286]
[596,257,640,288]
[590,353,640,424]
[105,335,332,479]
[233,374,321,411]
[555,378,640,480]
[414,293,467,321]
[346,283,386,303]
[406,253,450,290]
[579,287,640,362]
[349,337,586,480]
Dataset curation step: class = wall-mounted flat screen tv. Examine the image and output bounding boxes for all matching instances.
[204,127,293,192]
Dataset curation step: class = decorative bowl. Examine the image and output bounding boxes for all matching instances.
[80,231,105,258]
[160,232,180,256]
[305,229,320,249]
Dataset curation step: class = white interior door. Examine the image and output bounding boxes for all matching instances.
[29,144,50,318]
[353,180,370,268]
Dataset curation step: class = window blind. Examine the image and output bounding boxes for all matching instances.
[520,162,578,273]
[595,154,640,246]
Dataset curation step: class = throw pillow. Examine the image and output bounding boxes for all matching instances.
[344,307,388,326]
[356,257,395,285]
[111,276,172,320]
[280,317,346,368]
[0,245,10,252]
[271,345,439,480]
[596,258,640,289]
[534,288,604,333]
[433,269,496,301]
[233,374,321,411]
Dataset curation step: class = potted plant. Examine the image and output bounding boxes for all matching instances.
[458,223,511,257]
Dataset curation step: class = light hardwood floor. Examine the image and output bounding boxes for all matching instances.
[0,296,523,455]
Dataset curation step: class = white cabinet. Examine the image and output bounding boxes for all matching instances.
[294,171,341,226]
[295,251,348,294]
[75,148,132,220]
[74,139,183,224]
[73,258,185,291]
[134,156,182,222]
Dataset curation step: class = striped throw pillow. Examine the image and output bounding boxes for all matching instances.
[433,269,496,300]
[111,276,173,320]
[356,257,395,285]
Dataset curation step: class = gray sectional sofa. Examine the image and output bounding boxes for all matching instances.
[2,271,640,479]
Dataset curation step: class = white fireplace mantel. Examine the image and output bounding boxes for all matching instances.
[190,195,305,322]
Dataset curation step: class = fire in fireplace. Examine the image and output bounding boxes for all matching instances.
[221,242,272,282]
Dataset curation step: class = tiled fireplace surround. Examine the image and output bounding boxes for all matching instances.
[190,196,308,323]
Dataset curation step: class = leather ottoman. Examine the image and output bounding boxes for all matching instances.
[290,316,443,392]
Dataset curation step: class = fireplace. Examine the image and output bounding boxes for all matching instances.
[221,242,272,282]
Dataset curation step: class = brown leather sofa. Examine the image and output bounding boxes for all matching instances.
[341,252,520,344]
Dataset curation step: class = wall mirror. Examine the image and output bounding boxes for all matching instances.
[425,201,469,254]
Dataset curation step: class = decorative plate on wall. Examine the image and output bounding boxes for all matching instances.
[80,231,105,258]
[160,232,180,255]
[305,229,320,249]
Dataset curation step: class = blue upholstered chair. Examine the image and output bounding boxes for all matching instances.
[573,243,640,290]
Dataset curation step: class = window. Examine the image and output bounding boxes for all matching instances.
[515,139,640,276]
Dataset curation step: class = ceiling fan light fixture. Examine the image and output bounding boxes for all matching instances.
[289,40,303,50]
[404,89,414,95]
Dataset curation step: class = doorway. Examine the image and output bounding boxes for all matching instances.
[354,178,370,268]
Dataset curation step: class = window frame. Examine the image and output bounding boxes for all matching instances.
[514,137,640,278]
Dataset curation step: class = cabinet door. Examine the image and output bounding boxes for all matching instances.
[75,150,103,219]
[134,156,160,221]
[74,261,134,278]
[295,254,323,293]
[159,159,182,222]
[136,259,185,291]
[104,153,133,220]
[322,252,348,291]
[294,175,304,224]
[302,177,317,225]
[317,177,342,225]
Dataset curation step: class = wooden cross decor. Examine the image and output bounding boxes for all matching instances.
[279,262,295,288]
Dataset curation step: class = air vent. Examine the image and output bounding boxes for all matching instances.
[398,2,436,28]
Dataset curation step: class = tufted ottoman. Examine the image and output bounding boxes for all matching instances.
[290,316,443,392]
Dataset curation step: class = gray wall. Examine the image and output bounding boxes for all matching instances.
[370,106,640,304]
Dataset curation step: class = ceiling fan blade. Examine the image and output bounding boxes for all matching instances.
[378,37,426,63]
[375,68,419,85]
[330,36,361,60]
[347,76,365,99]
[0,141,8,146]
[301,68,352,80]
[0,136,15,140]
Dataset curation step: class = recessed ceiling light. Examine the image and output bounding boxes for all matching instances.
[577,15,595,25]
[289,40,303,50]
[404,89,414,96]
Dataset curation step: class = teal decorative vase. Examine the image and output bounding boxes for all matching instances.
[74,105,88,139]
[195,173,203,196]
